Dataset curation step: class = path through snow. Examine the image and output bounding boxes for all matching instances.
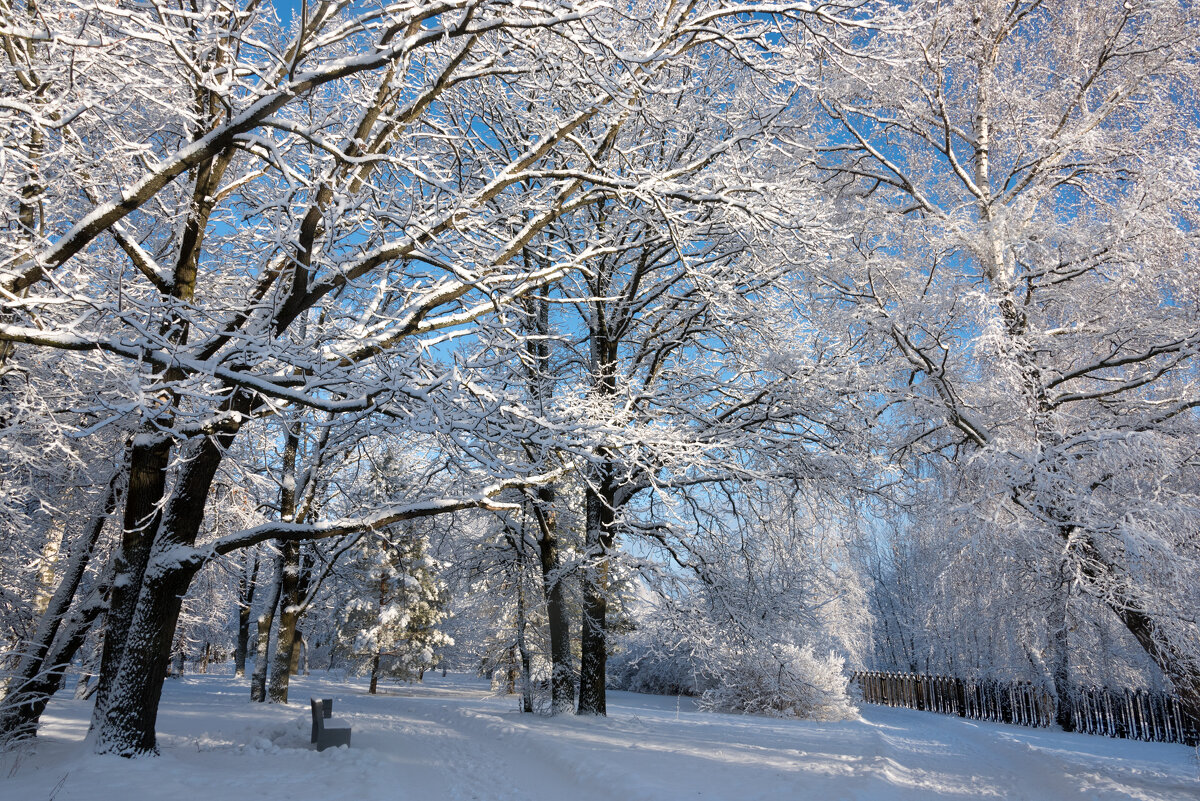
[3,672,1196,800]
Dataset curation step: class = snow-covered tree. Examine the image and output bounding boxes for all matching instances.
[338,531,451,693]
[807,0,1200,723]
[3,0,858,753]
[614,482,867,721]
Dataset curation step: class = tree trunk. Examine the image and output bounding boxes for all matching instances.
[577,577,607,714]
[534,487,574,715]
[0,572,112,743]
[0,118,44,371]
[1064,527,1200,726]
[577,468,615,716]
[1049,557,1073,731]
[522,288,574,713]
[92,438,171,731]
[94,561,194,754]
[234,550,259,677]
[94,417,242,755]
[505,646,517,695]
[250,556,284,702]
[369,653,381,695]
[268,424,302,703]
[515,559,534,714]
[1110,595,1200,726]
[268,543,302,703]
[88,134,240,753]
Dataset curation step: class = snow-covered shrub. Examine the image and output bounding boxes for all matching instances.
[609,640,711,696]
[698,643,857,721]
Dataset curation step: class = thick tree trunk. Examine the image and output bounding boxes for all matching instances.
[578,294,620,716]
[92,438,171,730]
[0,469,121,745]
[577,580,607,714]
[94,562,194,754]
[521,289,574,713]
[534,487,574,715]
[577,469,615,716]
[268,424,303,704]
[1049,558,1073,731]
[268,541,302,703]
[234,551,259,677]
[250,556,284,702]
[94,417,241,755]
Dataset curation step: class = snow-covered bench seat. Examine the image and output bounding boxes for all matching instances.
[310,697,351,751]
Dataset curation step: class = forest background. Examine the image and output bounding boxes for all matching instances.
[0,0,1197,758]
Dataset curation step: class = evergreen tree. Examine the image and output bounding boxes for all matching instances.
[338,531,451,694]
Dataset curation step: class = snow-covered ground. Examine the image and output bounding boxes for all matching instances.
[3,671,1196,800]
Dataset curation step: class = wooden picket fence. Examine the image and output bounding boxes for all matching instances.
[851,671,1199,747]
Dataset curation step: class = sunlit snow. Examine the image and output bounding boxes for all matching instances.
[4,671,1195,800]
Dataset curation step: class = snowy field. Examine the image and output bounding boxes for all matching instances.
[3,672,1196,801]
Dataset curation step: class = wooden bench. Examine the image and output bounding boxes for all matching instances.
[310,697,351,751]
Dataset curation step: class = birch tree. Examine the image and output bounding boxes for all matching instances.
[811,0,1200,721]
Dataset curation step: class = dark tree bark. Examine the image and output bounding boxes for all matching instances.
[369,653,382,695]
[94,413,243,755]
[233,550,259,677]
[517,286,575,713]
[1109,594,1200,726]
[514,553,534,714]
[504,646,518,695]
[533,488,574,714]
[268,416,311,703]
[577,465,615,716]
[576,275,621,717]
[91,437,170,731]
[1048,524,1200,727]
[90,127,235,741]
[1049,557,1073,731]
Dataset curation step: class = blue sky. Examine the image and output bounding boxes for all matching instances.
[273,0,303,23]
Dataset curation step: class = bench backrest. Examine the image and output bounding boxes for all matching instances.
[311,698,324,732]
